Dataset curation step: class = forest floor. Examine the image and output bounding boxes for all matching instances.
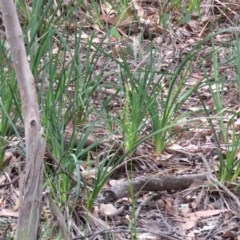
[1,0,240,239]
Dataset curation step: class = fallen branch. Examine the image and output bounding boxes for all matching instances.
[98,174,207,203]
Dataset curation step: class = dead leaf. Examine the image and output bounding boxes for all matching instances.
[99,203,118,217]
[100,14,117,25]
[0,208,19,218]
[186,209,229,218]
[138,233,158,240]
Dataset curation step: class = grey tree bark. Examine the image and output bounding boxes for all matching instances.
[0,1,46,239]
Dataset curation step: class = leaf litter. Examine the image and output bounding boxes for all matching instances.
[1,0,240,239]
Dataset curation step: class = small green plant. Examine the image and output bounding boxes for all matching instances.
[196,28,240,183]
[117,40,153,153]
[0,41,21,170]
[114,36,203,155]
[199,34,240,182]
[232,33,240,100]
[85,142,123,210]
[42,42,106,208]
[121,82,146,153]
[88,0,104,28]
[147,54,202,154]
[159,0,201,28]
[223,120,240,181]
[200,69,240,182]
[201,101,240,182]
[147,30,238,155]
[109,0,131,18]
[209,37,228,142]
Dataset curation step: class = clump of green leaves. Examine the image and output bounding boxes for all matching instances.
[121,83,145,152]
[159,0,201,28]
[0,40,21,170]
[200,32,240,182]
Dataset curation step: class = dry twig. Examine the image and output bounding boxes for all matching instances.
[199,153,240,211]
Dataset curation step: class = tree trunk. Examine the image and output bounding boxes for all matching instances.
[0,1,46,239]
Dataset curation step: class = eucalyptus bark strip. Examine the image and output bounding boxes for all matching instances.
[0,1,46,239]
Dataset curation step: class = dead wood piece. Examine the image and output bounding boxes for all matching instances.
[99,174,207,203]
[0,1,47,239]
[47,194,71,240]
[135,193,157,218]
[83,227,182,240]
